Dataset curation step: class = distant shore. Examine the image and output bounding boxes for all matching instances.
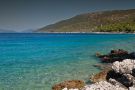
[36,32,135,34]
[1,32,135,34]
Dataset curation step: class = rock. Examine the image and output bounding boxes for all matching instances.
[106,70,123,80]
[62,88,68,90]
[123,74,135,87]
[82,81,127,90]
[90,69,111,83]
[129,86,135,90]
[62,88,79,90]
[96,52,102,57]
[130,52,135,59]
[83,59,135,90]
[108,78,127,89]
[110,59,135,87]
[112,59,135,74]
[110,59,135,88]
[106,70,133,87]
[117,75,133,87]
[107,49,128,58]
[96,49,130,63]
[110,50,118,54]
[132,69,135,77]
[52,80,85,90]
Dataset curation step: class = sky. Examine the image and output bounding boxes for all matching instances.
[0,0,135,31]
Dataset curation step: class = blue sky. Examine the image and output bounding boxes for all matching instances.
[0,0,135,31]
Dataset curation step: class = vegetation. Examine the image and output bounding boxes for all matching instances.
[37,9,135,33]
[97,22,135,33]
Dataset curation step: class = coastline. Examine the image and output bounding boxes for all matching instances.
[35,31,135,34]
[53,49,135,90]
[1,31,135,34]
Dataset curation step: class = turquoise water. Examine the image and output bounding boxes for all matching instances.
[0,33,135,90]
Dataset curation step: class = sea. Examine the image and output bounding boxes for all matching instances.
[0,33,135,90]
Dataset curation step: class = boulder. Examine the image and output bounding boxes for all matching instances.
[82,81,127,90]
[129,86,135,90]
[130,52,135,59]
[91,59,135,88]
[112,59,135,74]
[108,78,127,89]
[52,80,85,90]
[96,49,130,63]
[90,69,110,83]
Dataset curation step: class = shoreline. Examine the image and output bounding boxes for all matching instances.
[53,49,135,90]
[1,31,135,34]
[34,31,135,34]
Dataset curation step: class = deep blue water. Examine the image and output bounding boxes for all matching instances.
[0,33,135,90]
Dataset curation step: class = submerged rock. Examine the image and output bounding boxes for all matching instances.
[130,52,135,58]
[90,69,109,83]
[96,49,132,63]
[52,80,85,90]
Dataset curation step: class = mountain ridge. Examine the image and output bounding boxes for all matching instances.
[37,9,135,33]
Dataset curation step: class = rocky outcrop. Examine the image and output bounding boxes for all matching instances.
[82,81,127,90]
[84,59,135,90]
[52,80,85,90]
[52,58,135,90]
[112,59,135,74]
[96,49,135,63]
[108,78,127,89]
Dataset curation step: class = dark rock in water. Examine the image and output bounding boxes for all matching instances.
[96,49,131,63]
[130,52,135,59]
[110,50,117,54]
[52,80,85,90]
[110,49,128,55]
[101,56,124,63]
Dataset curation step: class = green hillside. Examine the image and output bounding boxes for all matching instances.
[38,9,135,33]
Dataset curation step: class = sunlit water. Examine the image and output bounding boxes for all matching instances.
[0,33,135,90]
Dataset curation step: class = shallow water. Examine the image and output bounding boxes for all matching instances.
[0,33,135,90]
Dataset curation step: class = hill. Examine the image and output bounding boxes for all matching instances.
[37,9,135,33]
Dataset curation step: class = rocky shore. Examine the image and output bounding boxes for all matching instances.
[85,59,135,90]
[52,49,135,90]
